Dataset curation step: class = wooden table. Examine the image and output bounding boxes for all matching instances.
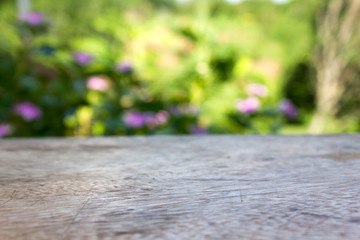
[1,135,360,239]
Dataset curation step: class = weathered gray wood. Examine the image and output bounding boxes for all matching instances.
[0,135,360,240]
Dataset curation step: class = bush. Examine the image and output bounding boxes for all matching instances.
[0,1,306,137]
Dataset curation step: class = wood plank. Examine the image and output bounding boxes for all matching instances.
[0,135,360,239]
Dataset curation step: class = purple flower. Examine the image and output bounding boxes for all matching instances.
[246,83,268,97]
[123,111,146,129]
[73,52,94,65]
[87,76,109,91]
[190,125,208,135]
[0,124,11,138]
[236,97,260,114]
[279,99,298,120]
[123,110,170,129]
[21,12,44,26]
[143,112,159,129]
[14,102,42,121]
[116,61,133,73]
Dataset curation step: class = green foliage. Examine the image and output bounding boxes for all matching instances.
[0,0,357,138]
[284,61,315,112]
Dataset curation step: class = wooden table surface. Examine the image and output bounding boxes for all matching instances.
[0,135,360,240]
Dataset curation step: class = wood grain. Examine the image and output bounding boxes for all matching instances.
[0,135,360,239]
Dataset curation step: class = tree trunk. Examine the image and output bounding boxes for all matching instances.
[309,0,360,133]
[16,0,31,18]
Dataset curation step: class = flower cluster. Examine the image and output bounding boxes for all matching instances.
[87,76,109,91]
[14,102,42,121]
[235,83,298,120]
[116,61,133,73]
[73,52,94,65]
[0,124,11,138]
[237,83,268,114]
[237,97,260,114]
[246,83,268,97]
[0,102,43,138]
[21,12,45,26]
[123,110,170,129]
[279,99,298,120]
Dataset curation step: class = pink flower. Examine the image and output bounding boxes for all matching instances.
[73,52,93,65]
[123,111,146,129]
[14,102,42,121]
[156,111,170,124]
[21,12,44,26]
[0,124,11,138]
[87,77,109,91]
[279,99,298,120]
[236,97,260,114]
[246,83,268,97]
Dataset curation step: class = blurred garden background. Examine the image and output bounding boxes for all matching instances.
[0,0,359,138]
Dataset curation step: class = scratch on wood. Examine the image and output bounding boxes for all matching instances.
[0,190,16,208]
[62,186,94,239]
[28,196,46,207]
[62,197,91,239]
[301,212,342,220]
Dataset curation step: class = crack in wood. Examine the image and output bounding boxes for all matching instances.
[0,190,16,208]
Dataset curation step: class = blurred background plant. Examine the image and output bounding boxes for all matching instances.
[0,0,359,138]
